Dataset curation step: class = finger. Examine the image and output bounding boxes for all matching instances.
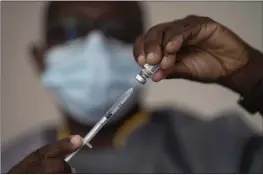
[152,63,190,82]
[162,19,186,54]
[40,159,72,174]
[153,53,191,82]
[165,34,184,54]
[152,69,166,82]
[160,53,176,70]
[165,25,202,54]
[165,16,218,54]
[162,51,201,81]
[38,135,83,158]
[164,63,191,79]
[144,23,169,65]
[133,35,146,66]
[152,54,179,81]
[159,28,177,70]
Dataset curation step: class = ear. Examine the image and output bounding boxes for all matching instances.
[29,42,45,73]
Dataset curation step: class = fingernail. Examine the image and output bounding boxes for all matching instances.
[163,54,176,69]
[147,53,156,62]
[166,42,174,51]
[138,55,145,65]
[70,135,83,147]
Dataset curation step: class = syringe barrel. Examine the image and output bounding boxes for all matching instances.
[106,88,133,115]
[136,64,160,84]
[83,116,108,143]
[64,116,108,162]
[65,88,134,162]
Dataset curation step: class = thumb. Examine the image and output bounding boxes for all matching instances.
[37,135,83,158]
[152,63,190,82]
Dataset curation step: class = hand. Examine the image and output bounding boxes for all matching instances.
[8,135,83,174]
[133,15,263,95]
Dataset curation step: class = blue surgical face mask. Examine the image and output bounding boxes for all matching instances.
[42,31,141,124]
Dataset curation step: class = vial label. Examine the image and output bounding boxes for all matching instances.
[142,64,160,77]
[144,64,160,73]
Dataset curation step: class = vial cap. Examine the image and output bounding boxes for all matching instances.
[136,74,146,84]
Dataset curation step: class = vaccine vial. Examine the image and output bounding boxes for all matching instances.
[136,63,160,84]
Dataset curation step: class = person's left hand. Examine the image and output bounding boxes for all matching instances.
[8,135,83,174]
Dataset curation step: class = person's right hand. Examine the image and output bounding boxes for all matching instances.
[133,15,263,96]
[8,135,83,174]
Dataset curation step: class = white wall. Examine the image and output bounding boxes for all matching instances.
[1,1,262,144]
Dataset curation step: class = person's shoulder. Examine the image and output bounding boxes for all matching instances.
[1,126,57,173]
[149,107,263,173]
[149,106,203,124]
[149,106,262,137]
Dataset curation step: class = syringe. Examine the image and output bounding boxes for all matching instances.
[65,63,159,162]
[64,86,135,162]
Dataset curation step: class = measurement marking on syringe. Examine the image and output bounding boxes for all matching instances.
[105,113,112,119]
[118,102,124,107]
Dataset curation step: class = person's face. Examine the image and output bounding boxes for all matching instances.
[30,1,142,72]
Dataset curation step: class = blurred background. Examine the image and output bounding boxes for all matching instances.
[1,1,263,145]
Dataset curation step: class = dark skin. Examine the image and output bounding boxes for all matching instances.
[9,4,263,174]
[133,15,263,114]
